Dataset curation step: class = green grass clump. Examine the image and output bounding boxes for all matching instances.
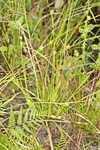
[0,0,100,149]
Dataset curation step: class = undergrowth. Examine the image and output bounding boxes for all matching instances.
[0,0,100,149]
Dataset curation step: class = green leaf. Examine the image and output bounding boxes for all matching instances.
[16,16,24,25]
[8,105,16,128]
[26,0,32,11]
[0,46,7,53]
[23,124,32,134]
[55,0,64,9]
[8,44,14,56]
[0,132,14,150]
[10,127,25,142]
[91,44,100,50]
[64,70,71,78]
[17,106,23,125]
[88,24,94,30]
[24,108,30,122]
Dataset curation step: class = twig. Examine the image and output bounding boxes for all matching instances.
[46,121,54,150]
